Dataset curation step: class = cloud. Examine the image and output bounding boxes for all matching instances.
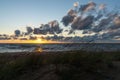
[73,2,79,7]
[26,27,33,34]
[33,20,62,35]
[61,9,77,26]
[79,1,96,13]
[61,15,75,26]
[68,9,77,16]
[99,4,106,10]
[49,20,63,34]
[113,16,120,26]
[92,12,119,32]
[92,18,111,32]
[13,1,120,42]
[60,1,120,41]
[71,15,94,30]
[62,1,97,32]
[68,29,75,34]
[14,30,21,36]
[98,3,106,14]
[101,29,120,39]
[94,14,103,21]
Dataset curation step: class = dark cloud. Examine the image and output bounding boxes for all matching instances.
[49,20,63,34]
[113,16,120,26]
[61,1,120,36]
[106,12,118,19]
[61,1,99,34]
[94,14,103,21]
[109,25,120,30]
[79,1,96,13]
[98,4,106,15]
[33,20,62,35]
[92,18,111,32]
[33,24,50,35]
[68,9,77,16]
[48,1,120,41]
[109,16,120,30]
[92,12,119,32]
[14,30,21,36]
[71,15,94,30]
[61,15,75,26]
[68,30,75,34]
[101,30,120,39]
[82,30,92,34]
[33,28,41,34]
[26,27,33,34]
[61,9,77,26]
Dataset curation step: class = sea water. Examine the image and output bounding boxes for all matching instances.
[0,43,120,53]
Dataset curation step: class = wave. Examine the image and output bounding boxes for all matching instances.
[0,43,120,53]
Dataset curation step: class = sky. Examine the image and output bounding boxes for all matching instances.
[0,0,120,35]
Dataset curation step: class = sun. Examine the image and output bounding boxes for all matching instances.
[0,37,62,44]
[37,38,42,42]
[34,38,50,43]
[35,38,45,43]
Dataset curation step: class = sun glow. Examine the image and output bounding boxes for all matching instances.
[0,38,63,44]
[32,38,54,44]
[33,47,43,52]
[35,38,47,43]
[37,38,42,42]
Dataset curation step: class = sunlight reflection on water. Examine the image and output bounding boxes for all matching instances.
[33,47,43,52]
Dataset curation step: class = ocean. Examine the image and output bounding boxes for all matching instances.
[0,43,120,53]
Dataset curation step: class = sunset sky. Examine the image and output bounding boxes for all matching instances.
[0,0,120,34]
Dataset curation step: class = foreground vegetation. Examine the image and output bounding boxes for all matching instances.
[0,51,120,80]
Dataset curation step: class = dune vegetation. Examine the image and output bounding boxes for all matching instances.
[0,51,120,80]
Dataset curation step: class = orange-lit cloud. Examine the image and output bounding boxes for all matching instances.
[0,39,60,44]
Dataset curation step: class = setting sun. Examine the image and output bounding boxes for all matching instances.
[36,38,42,42]
[0,38,63,44]
[34,38,47,43]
